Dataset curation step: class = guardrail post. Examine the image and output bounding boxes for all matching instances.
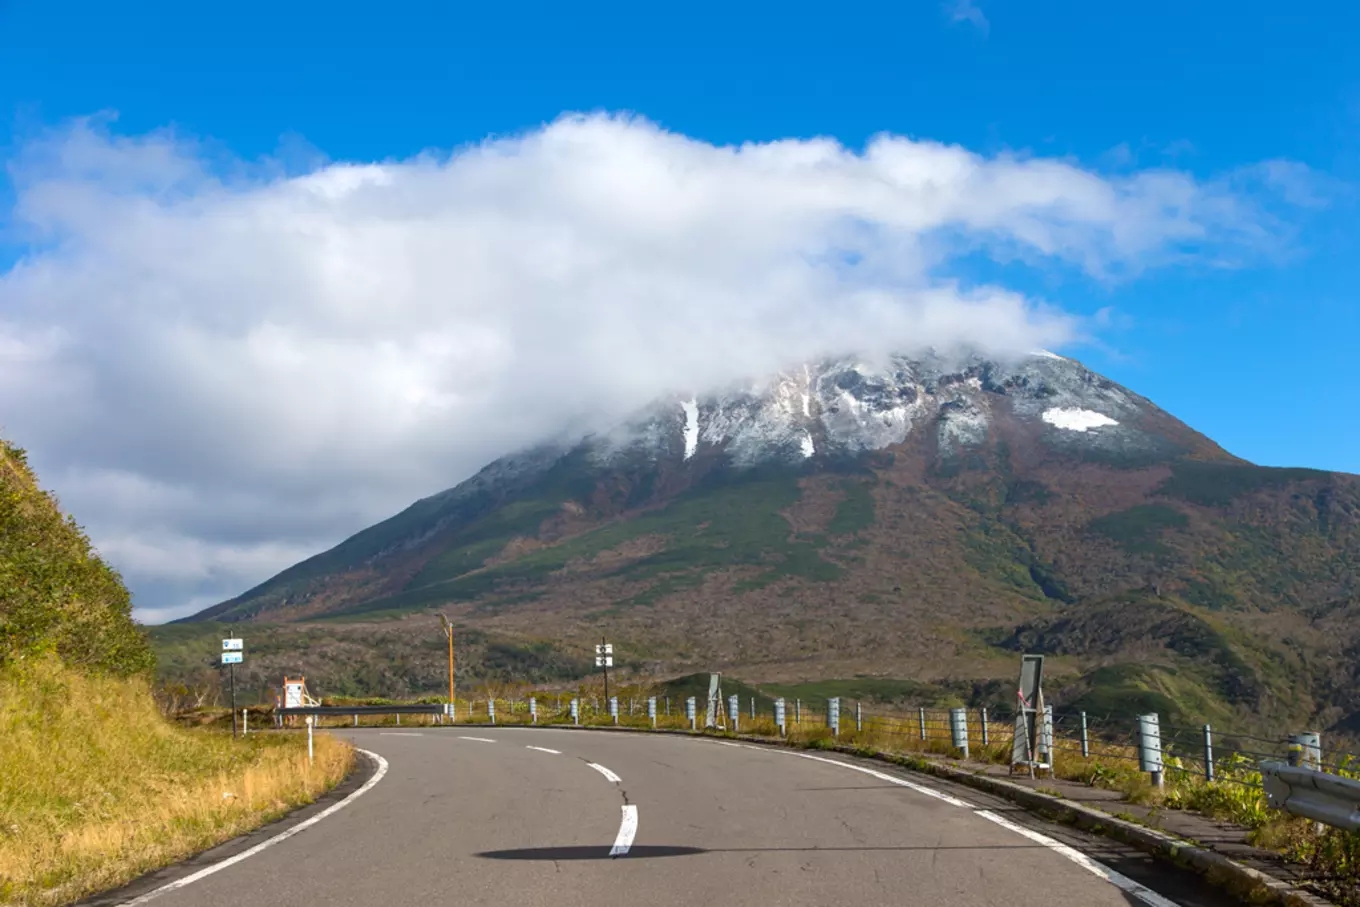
[686,696,697,730]
[981,708,989,746]
[1080,711,1089,758]
[609,696,619,725]
[828,697,840,736]
[648,696,657,728]
[950,707,969,759]
[728,694,739,731]
[1138,713,1163,788]
[919,707,927,741]
[775,697,786,736]
[571,698,580,726]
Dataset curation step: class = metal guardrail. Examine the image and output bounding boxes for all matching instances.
[1262,761,1360,831]
[278,704,444,716]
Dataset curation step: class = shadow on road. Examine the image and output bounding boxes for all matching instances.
[476,843,1047,860]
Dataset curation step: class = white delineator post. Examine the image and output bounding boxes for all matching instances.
[306,716,314,766]
[242,709,248,735]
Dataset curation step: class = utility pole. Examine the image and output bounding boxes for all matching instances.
[439,615,456,721]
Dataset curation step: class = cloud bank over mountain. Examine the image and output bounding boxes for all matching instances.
[0,112,1303,621]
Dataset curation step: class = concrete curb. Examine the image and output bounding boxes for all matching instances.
[478,721,1335,907]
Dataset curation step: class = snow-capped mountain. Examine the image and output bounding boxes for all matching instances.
[586,350,1183,468]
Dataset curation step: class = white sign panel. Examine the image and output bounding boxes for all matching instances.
[595,643,612,655]
[222,638,243,651]
[595,655,614,667]
[221,652,243,665]
[284,681,305,708]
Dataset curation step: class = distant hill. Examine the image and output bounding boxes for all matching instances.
[0,439,152,676]
[175,352,1360,732]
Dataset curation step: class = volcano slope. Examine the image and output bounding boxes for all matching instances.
[174,352,1360,733]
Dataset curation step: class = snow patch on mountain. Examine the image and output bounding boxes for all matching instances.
[801,432,815,458]
[1042,408,1119,432]
[681,399,699,460]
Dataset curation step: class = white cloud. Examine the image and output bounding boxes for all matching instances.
[0,112,1304,622]
[945,0,990,33]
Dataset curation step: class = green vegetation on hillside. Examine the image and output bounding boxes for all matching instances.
[1158,460,1330,507]
[0,441,153,676]
[338,472,844,616]
[0,436,353,906]
[827,479,875,535]
[0,661,351,906]
[1088,504,1189,555]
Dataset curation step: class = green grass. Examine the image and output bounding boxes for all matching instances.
[1088,504,1189,555]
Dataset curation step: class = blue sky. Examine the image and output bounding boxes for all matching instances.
[1,0,1358,620]
[4,0,1355,469]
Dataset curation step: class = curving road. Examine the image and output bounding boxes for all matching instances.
[104,727,1243,907]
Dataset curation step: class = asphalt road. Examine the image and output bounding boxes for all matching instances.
[115,727,1247,907]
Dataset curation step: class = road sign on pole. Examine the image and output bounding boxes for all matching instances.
[596,640,612,701]
[221,639,243,738]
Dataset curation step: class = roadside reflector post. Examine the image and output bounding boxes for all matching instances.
[648,696,657,728]
[609,697,619,725]
[775,698,787,736]
[828,697,840,736]
[919,707,927,741]
[981,708,990,746]
[1138,713,1163,788]
[530,697,538,725]
[306,715,314,765]
[1080,711,1090,758]
[686,696,697,730]
[242,709,248,736]
[950,707,969,759]
[1288,732,1322,770]
[855,700,862,733]
[571,698,580,726]
[795,699,801,724]
[728,694,739,732]
[750,697,755,720]
[489,700,496,726]
[1204,724,1214,781]
[353,714,357,727]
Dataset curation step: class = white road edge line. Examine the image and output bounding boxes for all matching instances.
[379,732,423,737]
[759,748,1183,907]
[790,751,974,808]
[610,804,639,857]
[588,762,622,784]
[118,749,389,906]
[525,745,561,754]
[975,809,1182,907]
[458,736,497,743]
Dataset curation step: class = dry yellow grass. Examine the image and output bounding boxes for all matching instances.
[0,660,353,906]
